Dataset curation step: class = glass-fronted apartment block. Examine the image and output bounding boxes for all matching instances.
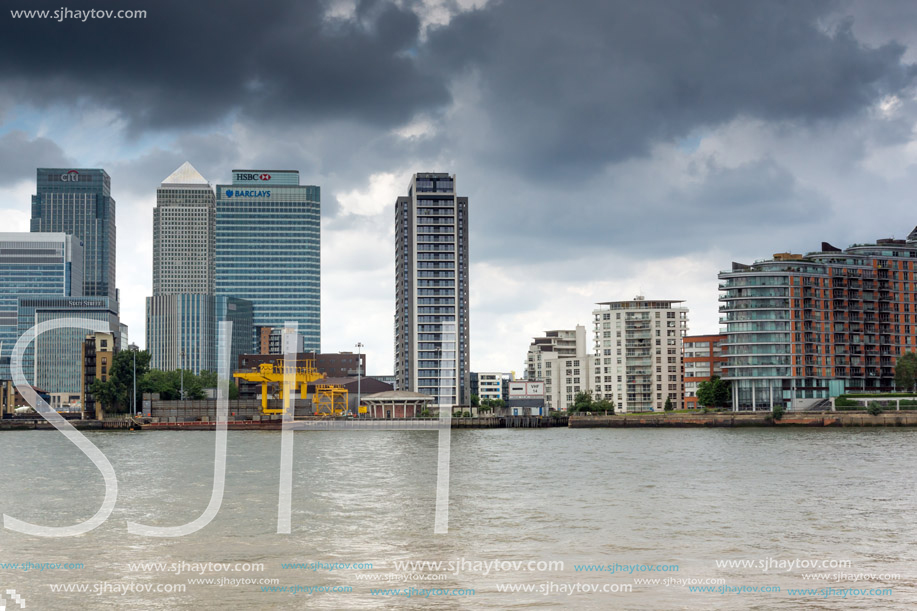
[394,173,470,407]
[215,170,320,352]
[146,294,216,374]
[17,297,119,405]
[593,298,688,412]
[31,169,116,302]
[719,230,917,411]
[214,295,254,373]
[0,233,83,382]
[683,334,727,409]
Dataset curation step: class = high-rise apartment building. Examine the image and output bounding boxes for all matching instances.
[394,173,469,407]
[719,229,917,411]
[0,233,83,382]
[31,169,116,302]
[215,170,320,351]
[592,298,688,412]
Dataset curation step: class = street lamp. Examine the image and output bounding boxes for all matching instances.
[129,343,139,417]
[355,342,363,417]
[180,349,185,400]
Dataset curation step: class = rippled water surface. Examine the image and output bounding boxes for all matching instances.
[1,428,916,609]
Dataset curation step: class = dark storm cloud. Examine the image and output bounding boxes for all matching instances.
[466,155,827,265]
[0,131,72,186]
[424,0,917,177]
[0,0,449,132]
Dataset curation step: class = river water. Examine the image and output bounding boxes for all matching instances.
[0,428,915,609]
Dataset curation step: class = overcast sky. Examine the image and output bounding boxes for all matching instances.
[2,0,917,375]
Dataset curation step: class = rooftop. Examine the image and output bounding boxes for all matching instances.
[161,161,209,186]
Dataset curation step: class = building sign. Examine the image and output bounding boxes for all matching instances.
[67,300,106,308]
[232,170,299,186]
[224,189,271,198]
[509,381,545,399]
[49,170,93,182]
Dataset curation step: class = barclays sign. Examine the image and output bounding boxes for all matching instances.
[224,189,271,198]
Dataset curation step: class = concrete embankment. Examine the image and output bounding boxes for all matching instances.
[0,419,123,430]
[569,412,917,427]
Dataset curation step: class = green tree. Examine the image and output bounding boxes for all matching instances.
[712,378,731,407]
[470,394,480,407]
[771,405,786,421]
[572,390,595,413]
[197,370,239,399]
[696,376,731,409]
[664,397,673,411]
[696,379,716,408]
[594,398,615,413]
[895,352,917,393]
[89,378,121,413]
[867,402,884,416]
[139,369,205,401]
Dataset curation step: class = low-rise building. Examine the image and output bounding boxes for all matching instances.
[81,331,116,419]
[683,334,727,409]
[524,325,594,412]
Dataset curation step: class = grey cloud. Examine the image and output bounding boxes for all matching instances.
[0,0,450,133]
[467,155,828,266]
[0,131,72,186]
[424,0,916,178]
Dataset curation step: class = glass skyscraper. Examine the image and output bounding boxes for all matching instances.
[394,173,470,407]
[31,169,117,303]
[0,233,83,382]
[18,296,119,401]
[215,170,320,351]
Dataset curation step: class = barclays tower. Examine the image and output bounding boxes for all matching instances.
[215,171,320,351]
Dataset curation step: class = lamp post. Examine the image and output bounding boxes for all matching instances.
[180,349,185,400]
[129,343,139,417]
[355,342,363,417]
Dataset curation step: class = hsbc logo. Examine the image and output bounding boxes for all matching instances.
[60,170,79,182]
[234,172,273,182]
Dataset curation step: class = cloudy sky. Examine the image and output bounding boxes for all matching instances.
[2,0,917,375]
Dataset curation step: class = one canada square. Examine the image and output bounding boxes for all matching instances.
[394,173,469,407]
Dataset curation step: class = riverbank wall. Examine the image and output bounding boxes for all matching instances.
[568,412,917,427]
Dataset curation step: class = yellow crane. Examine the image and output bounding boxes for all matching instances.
[233,360,350,417]
[233,361,323,415]
[312,385,349,417]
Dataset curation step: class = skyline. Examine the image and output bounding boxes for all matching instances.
[2,1,917,374]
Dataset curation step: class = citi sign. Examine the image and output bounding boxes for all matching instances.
[224,189,271,198]
[60,170,80,181]
[234,173,272,181]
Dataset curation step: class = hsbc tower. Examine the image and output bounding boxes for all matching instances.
[215,170,321,352]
